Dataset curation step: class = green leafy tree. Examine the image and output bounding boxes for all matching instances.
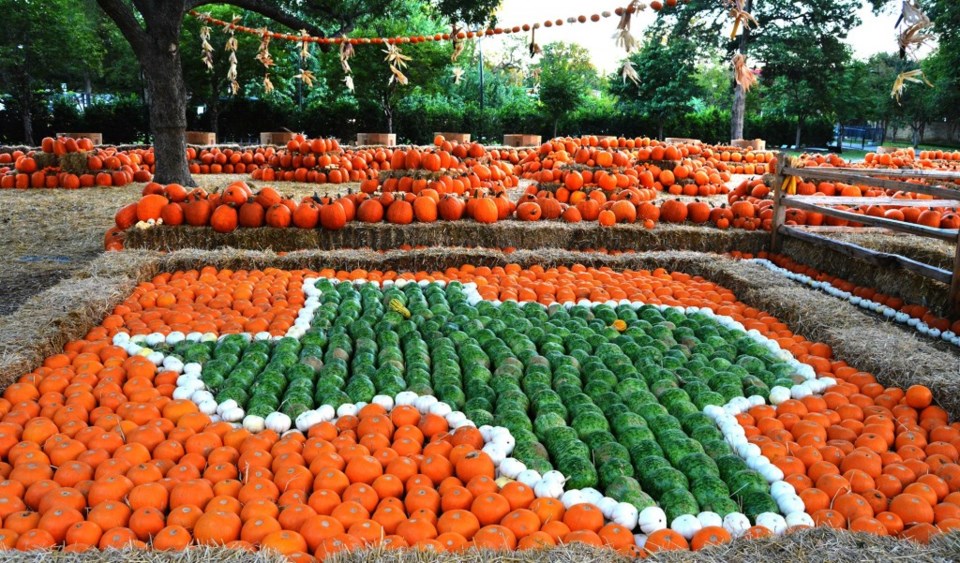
[94,0,499,184]
[609,37,702,140]
[535,42,599,137]
[0,0,103,144]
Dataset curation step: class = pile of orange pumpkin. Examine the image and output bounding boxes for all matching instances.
[0,137,150,189]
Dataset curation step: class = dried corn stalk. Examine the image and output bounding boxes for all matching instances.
[891,69,932,102]
[528,27,542,58]
[224,14,240,95]
[199,19,214,71]
[613,0,644,53]
[732,53,757,91]
[384,43,411,86]
[621,60,640,85]
[725,0,758,39]
[450,24,464,62]
[256,28,274,68]
[898,0,933,57]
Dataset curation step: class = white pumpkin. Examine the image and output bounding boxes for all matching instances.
[414,395,438,413]
[670,514,702,540]
[533,477,562,499]
[611,502,639,529]
[637,506,667,534]
[578,488,603,506]
[316,405,336,422]
[769,481,795,501]
[428,401,452,417]
[498,458,526,480]
[394,391,418,406]
[785,511,815,529]
[778,494,805,515]
[756,512,787,535]
[242,414,265,432]
[697,511,723,528]
[264,412,292,433]
[336,403,358,418]
[370,395,394,411]
[198,399,218,415]
[597,497,619,519]
[445,411,468,427]
[172,387,194,401]
[217,400,239,416]
[560,491,585,509]
[722,512,751,537]
[481,443,508,466]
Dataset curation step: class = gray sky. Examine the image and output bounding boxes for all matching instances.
[488,1,905,74]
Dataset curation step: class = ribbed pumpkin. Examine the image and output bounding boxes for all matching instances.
[210,204,239,233]
[516,202,542,221]
[438,195,465,221]
[687,200,711,224]
[357,199,385,223]
[576,199,601,221]
[160,203,184,226]
[265,203,292,228]
[610,200,636,223]
[184,198,214,227]
[538,196,563,220]
[386,200,414,224]
[471,197,498,224]
[730,200,755,219]
[292,200,320,229]
[638,202,660,223]
[660,199,688,223]
[413,196,438,223]
[320,201,347,230]
[238,201,265,228]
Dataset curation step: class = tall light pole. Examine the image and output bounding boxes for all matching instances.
[478,36,485,143]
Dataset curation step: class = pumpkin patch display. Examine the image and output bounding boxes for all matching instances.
[0,262,957,559]
[0,137,146,189]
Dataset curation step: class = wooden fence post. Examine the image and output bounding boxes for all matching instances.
[770,152,789,253]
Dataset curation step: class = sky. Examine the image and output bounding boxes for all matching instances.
[486,1,906,74]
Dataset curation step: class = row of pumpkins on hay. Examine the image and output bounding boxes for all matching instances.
[105,178,775,250]
[0,137,151,188]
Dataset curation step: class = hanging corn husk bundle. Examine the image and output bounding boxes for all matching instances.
[299,30,312,60]
[621,60,640,85]
[450,24,464,62]
[343,75,355,91]
[726,0,758,39]
[528,26,542,58]
[732,53,757,91]
[891,68,932,102]
[255,28,275,95]
[224,15,240,95]
[339,41,355,91]
[452,67,465,85]
[263,73,274,94]
[293,30,315,88]
[199,18,214,71]
[384,43,411,86]
[898,0,933,57]
[613,0,644,53]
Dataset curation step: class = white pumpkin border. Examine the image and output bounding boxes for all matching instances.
[108,274,836,544]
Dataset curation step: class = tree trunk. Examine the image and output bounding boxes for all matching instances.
[657,117,664,141]
[794,118,802,148]
[140,18,194,185]
[553,118,558,139]
[20,94,34,146]
[730,0,752,141]
[84,73,93,107]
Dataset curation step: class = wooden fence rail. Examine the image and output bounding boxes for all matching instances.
[770,154,960,318]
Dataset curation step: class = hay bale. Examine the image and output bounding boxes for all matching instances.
[123,222,770,256]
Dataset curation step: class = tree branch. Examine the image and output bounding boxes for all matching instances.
[189,0,330,37]
[95,0,148,55]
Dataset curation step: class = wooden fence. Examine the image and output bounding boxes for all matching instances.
[769,153,960,317]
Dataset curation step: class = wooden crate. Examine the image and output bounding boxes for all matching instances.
[731,138,766,151]
[877,145,900,154]
[434,132,471,143]
[260,132,298,146]
[357,133,396,146]
[186,131,216,145]
[57,132,102,145]
[503,134,541,147]
[665,137,702,145]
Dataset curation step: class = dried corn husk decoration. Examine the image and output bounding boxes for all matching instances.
[452,67,465,84]
[450,24,464,62]
[891,68,932,102]
[613,0,644,53]
[299,30,312,60]
[263,73,274,94]
[384,43,411,86]
[343,74,355,92]
[199,19,214,71]
[256,28,274,68]
[898,0,933,57]
[726,0,758,39]
[621,60,640,85]
[224,15,240,95]
[340,41,355,74]
[733,53,757,91]
[294,70,316,88]
[529,27,542,58]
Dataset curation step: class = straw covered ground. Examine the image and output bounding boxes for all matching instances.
[0,176,356,316]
